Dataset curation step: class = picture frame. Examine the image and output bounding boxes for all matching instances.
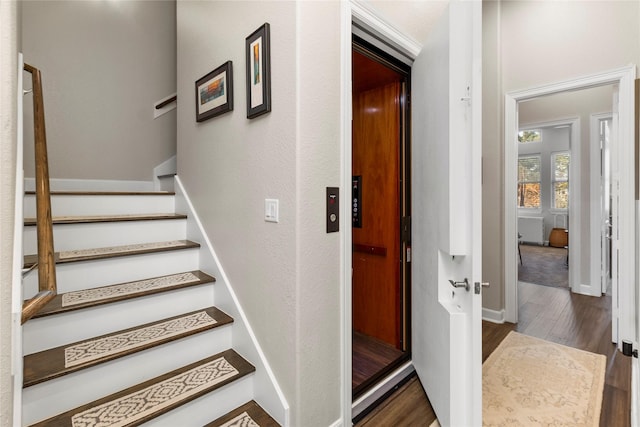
[246,23,271,119]
[195,61,233,122]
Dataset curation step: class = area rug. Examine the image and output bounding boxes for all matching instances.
[483,331,605,426]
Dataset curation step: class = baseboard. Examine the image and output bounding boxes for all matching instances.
[351,361,415,420]
[328,419,343,427]
[633,357,639,427]
[24,177,154,192]
[482,307,505,324]
[174,176,290,427]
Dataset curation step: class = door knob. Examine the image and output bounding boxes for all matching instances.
[449,278,469,291]
[474,281,490,294]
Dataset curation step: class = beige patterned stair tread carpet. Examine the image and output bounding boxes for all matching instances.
[58,240,192,260]
[64,310,217,368]
[483,331,605,426]
[219,412,260,427]
[70,355,239,427]
[61,272,201,307]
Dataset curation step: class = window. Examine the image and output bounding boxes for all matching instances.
[518,155,541,208]
[518,129,542,143]
[552,152,570,209]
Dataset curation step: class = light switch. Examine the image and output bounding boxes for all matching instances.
[265,199,279,223]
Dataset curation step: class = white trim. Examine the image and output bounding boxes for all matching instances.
[12,52,24,427]
[341,2,422,424]
[482,307,505,324]
[328,419,344,427]
[504,66,636,347]
[24,177,155,192]
[351,362,415,420]
[339,2,353,425]
[174,176,290,426]
[350,0,422,61]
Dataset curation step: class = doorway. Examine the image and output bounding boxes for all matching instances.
[503,67,636,349]
[351,38,411,399]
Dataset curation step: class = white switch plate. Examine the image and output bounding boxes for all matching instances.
[265,199,279,223]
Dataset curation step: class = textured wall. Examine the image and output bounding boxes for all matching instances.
[22,1,176,182]
[0,2,18,426]
[176,2,341,424]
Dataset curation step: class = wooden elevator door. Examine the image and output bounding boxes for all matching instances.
[352,80,401,348]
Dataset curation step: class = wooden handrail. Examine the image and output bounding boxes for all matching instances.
[22,63,57,324]
[155,95,176,110]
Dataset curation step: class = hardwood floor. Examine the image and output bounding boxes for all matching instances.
[355,375,436,426]
[357,282,631,426]
[353,331,405,393]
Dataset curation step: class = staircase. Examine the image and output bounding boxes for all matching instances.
[21,188,281,426]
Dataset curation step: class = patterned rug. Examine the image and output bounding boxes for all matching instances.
[483,332,605,426]
[518,244,568,288]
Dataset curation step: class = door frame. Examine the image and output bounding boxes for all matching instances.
[340,1,421,423]
[504,66,637,350]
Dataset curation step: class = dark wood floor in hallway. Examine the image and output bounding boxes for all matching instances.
[356,282,631,426]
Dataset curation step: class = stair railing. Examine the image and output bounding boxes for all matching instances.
[21,63,57,323]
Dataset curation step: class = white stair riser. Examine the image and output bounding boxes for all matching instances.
[23,219,187,253]
[148,375,254,427]
[24,194,175,217]
[23,249,200,298]
[23,284,215,354]
[22,328,234,426]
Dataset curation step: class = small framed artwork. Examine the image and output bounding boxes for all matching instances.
[246,23,271,119]
[195,61,233,122]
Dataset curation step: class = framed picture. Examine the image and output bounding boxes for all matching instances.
[195,61,233,122]
[246,23,271,119]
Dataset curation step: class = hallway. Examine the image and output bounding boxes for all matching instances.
[357,282,631,426]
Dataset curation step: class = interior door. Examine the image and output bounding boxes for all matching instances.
[600,118,612,295]
[411,1,482,426]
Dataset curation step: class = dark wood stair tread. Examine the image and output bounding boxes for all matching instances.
[24,213,187,226]
[23,240,200,268]
[24,307,233,388]
[25,190,175,196]
[32,271,215,318]
[204,400,280,427]
[30,349,255,427]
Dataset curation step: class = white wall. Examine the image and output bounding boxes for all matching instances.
[482,0,640,312]
[21,1,176,182]
[177,2,341,424]
[0,2,18,426]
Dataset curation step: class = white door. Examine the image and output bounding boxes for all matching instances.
[411,1,482,426]
[599,117,612,295]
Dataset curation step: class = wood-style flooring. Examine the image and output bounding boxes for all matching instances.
[353,331,405,392]
[357,282,631,426]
